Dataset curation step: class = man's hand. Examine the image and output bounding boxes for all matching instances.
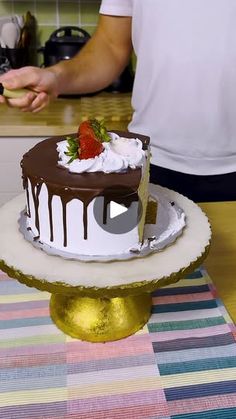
[0,15,132,113]
[0,66,60,112]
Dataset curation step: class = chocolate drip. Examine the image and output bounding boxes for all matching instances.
[83,202,88,240]
[22,176,31,217]
[46,186,95,245]
[47,190,54,242]
[30,180,42,235]
[21,132,150,247]
[26,187,31,217]
[62,200,67,247]
[103,198,109,225]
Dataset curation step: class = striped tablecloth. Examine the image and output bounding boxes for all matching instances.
[0,267,236,419]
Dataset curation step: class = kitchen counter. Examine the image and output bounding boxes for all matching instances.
[0,92,132,204]
[0,92,132,136]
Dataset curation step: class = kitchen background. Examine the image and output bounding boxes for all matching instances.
[0,1,135,78]
[0,1,101,43]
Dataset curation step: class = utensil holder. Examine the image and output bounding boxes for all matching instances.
[1,47,29,69]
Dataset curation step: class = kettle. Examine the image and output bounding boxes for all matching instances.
[38,26,90,67]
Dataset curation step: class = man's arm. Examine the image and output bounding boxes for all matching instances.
[52,15,132,94]
[0,15,132,112]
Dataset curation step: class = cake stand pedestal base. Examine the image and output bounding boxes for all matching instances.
[50,293,152,342]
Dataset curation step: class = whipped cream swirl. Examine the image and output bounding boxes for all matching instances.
[57,132,146,174]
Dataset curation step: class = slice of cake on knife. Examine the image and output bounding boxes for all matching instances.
[21,120,150,257]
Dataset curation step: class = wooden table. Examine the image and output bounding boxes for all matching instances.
[0,93,132,136]
[200,201,236,323]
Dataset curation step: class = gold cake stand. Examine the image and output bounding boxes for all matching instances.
[0,185,211,342]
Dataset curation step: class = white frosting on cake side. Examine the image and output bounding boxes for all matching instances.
[56,132,146,173]
[27,182,140,256]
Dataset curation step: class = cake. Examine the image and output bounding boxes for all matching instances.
[21,120,150,257]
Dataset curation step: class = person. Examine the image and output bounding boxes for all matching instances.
[0,0,236,202]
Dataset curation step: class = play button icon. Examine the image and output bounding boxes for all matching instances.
[110,201,128,219]
[93,185,143,235]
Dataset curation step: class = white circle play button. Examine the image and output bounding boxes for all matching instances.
[110,201,128,219]
[93,185,143,235]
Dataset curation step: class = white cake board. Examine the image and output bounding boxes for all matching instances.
[0,185,211,295]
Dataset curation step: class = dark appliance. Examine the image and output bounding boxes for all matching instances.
[38,26,90,67]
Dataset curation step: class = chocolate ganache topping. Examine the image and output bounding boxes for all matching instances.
[21,131,150,246]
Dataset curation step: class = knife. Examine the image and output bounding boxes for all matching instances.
[0,82,31,98]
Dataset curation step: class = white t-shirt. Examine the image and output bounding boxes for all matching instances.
[100,0,236,175]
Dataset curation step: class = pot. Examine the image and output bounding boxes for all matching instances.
[38,26,90,67]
